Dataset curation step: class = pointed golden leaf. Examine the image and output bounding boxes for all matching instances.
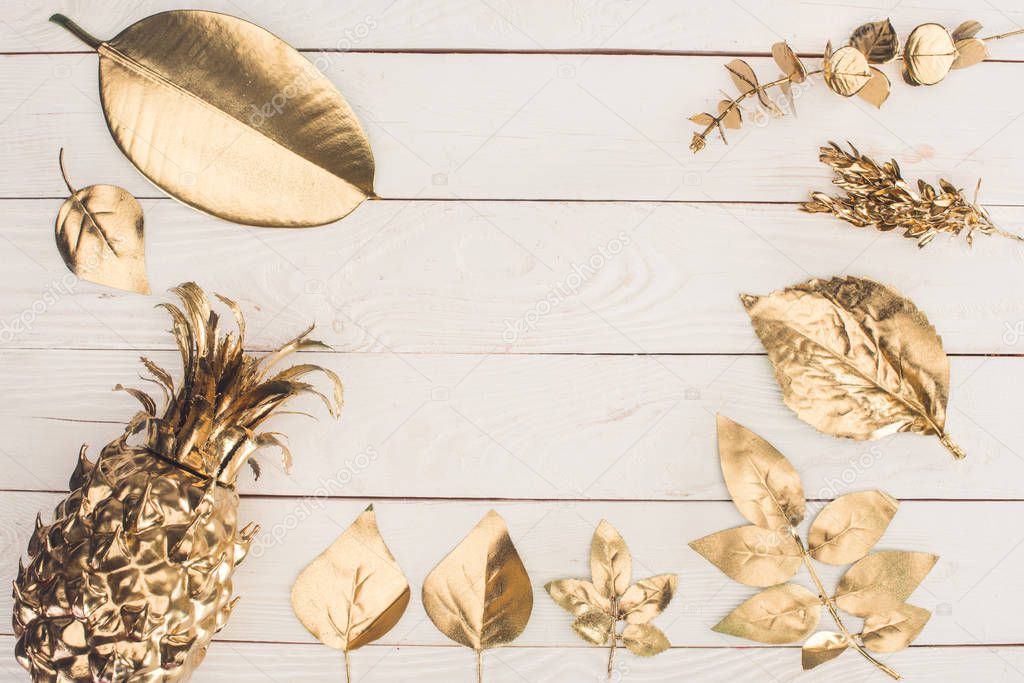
[689,112,716,126]
[808,491,899,565]
[952,38,989,69]
[422,510,533,651]
[713,584,821,644]
[591,520,631,599]
[742,276,963,459]
[771,42,806,83]
[619,574,678,624]
[55,150,148,295]
[717,415,806,531]
[779,80,796,115]
[718,100,742,129]
[952,20,983,41]
[861,603,931,652]
[572,609,613,645]
[50,11,374,227]
[290,506,410,652]
[834,550,938,617]
[725,59,782,115]
[823,42,872,96]
[857,67,891,108]
[904,23,957,85]
[545,578,610,616]
[689,525,802,587]
[802,631,849,669]
[621,623,670,656]
[850,19,899,63]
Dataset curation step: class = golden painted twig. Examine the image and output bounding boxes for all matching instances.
[804,141,1024,248]
[690,19,1024,153]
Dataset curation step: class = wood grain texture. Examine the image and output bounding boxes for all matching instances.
[1,349,1019,498]
[3,0,1023,56]
[3,199,1024,354]
[2,52,1024,203]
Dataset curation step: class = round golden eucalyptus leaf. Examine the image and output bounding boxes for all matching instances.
[904,23,957,85]
[951,37,989,69]
[771,41,806,83]
[824,45,872,97]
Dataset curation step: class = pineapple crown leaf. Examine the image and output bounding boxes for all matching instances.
[131,282,342,483]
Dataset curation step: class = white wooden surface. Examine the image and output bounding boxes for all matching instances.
[2,2,1024,681]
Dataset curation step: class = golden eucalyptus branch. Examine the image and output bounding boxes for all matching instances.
[690,18,1024,153]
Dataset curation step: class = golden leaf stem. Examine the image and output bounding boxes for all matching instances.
[982,27,1024,42]
[607,597,619,680]
[476,650,483,683]
[939,433,967,460]
[693,74,793,147]
[343,650,351,683]
[49,14,102,50]
[794,533,901,680]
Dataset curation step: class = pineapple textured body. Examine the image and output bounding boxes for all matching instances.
[11,284,342,682]
[15,444,256,681]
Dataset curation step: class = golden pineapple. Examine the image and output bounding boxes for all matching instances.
[13,283,342,682]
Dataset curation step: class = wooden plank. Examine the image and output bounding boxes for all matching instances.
[3,494,1020,648]
[4,199,1024,355]
[4,0,1023,56]
[2,636,1022,683]
[0,349,1018,499]
[2,53,1023,203]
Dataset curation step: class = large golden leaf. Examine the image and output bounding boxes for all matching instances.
[903,23,957,85]
[51,11,374,227]
[717,415,806,531]
[823,43,872,97]
[802,631,849,670]
[861,603,931,653]
[808,491,899,565]
[714,583,821,644]
[55,150,148,295]
[834,550,938,617]
[742,276,964,459]
[591,520,632,599]
[422,510,533,652]
[290,506,410,653]
[689,525,801,587]
[619,574,678,624]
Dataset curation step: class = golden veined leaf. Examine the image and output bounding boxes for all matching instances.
[50,11,375,228]
[725,59,782,115]
[834,550,938,617]
[591,520,632,599]
[619,574,678,624]
[689,525,802,587]
[689,112,716,126]
[849,19,899,63]
[952,20,983,41]
[823,42,872,96]
[858,67,891,108]
[55,149,148,295]
[422,510,533,653]
[861,603,931,653]
[802,631,849,669]
[771,42,807,83]
[718,100,742,129]
[573,609,614,646]
[290,505,410,669]
[717,415,806,531]
[545,578,610,616]
[713,583,821,644]
[952,38,989,69]
[807,491,899,565]
[741,276,964,459]
[903,23,957,85]
[621,623,670,656]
